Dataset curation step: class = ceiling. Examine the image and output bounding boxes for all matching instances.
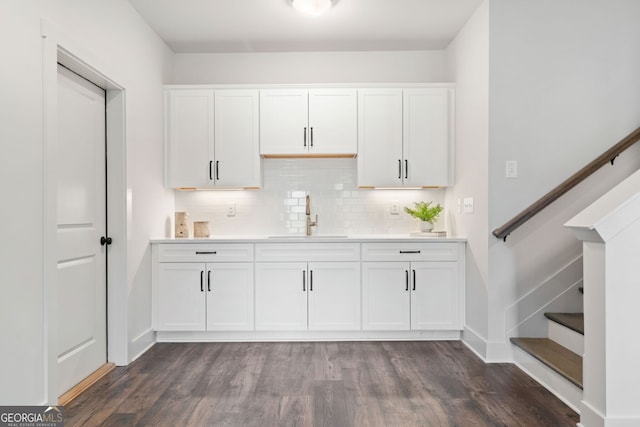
[128,0,483,53]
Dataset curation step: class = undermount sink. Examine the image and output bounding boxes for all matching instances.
[267,235,348,239]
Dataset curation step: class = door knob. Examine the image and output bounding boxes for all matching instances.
[100,236,113,246]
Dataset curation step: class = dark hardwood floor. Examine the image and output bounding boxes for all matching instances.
[64,341,578,426]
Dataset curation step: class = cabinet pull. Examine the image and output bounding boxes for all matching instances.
[207,270,211,292]
[405,160,408,180]
[310,270,313,291]
[310,127,314,147]
[405,270,409,291]
[215,161,220,180]
[412,270,416,291]
[195,251,217,255]
[200,271,204,292]
[398,159,402,179]
[304,127,307,147]
[302,270,306,291]
[209,160,213,180]
[399,250,421,254]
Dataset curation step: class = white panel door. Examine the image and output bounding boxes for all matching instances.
[255,262,308,330]
[214,90,260,188]
[157,263,206,331]
[403,88,450,187]
[411,262,461,330]
[308,262,361,331]
[308,89,357,155]
[357,89,403,187]
[206,263,254,331]
[259,89,308,155]
[57,65,107,396]
[166,89,214,188]
[362,262,410,330]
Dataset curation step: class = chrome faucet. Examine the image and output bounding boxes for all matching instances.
[306,194,318,236]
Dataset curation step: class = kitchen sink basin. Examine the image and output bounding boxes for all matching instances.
[267,235,348,239]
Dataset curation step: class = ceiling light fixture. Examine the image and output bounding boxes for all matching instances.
[290,0,337,16]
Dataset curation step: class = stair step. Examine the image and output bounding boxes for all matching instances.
[510,337,583,389]
[545,312,584,335]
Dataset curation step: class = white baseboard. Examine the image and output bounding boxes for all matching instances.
[156,329,461,342]
[461,326,487,361]
[128,328,156,364]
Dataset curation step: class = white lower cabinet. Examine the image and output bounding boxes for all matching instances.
[255,261,361,331]
[362,242,463,331]
[157,262,254,331]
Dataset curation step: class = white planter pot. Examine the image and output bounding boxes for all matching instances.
[419,221,434,232]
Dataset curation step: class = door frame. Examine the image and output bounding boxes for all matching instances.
[41,19,128,404]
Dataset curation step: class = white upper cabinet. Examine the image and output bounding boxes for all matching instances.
[357,89,404,187]
[214,90,261,188]
[260,88,357,157]
[165,88,260,189]
[357,87,453,188]
[166,89,214,188]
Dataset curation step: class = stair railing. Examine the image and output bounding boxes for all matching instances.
[493,125,640,241]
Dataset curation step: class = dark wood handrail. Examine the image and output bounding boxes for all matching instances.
[493,125,640,241]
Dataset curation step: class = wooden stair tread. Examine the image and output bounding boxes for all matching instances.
[545,312,584,335]
[511,337,583,389]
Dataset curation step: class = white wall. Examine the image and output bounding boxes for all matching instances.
[444,1,490,353]
[486,0,640,359]
[169,50,452,236]
[0,0,173,404]
[171,50,449,84]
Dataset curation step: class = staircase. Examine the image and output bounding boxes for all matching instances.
[511,312,584,412]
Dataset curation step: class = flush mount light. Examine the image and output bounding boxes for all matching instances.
[289,0,337,16]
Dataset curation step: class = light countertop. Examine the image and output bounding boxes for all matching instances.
[151,234,466,244]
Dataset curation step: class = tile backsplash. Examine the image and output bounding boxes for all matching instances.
[174,158,447,237]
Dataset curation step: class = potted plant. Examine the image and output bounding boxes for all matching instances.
[404,201,443,232]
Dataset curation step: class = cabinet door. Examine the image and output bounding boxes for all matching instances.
[308,89,357,155]
[362,262,410,330]
[255,262,308,330]
[410,262,461,330]
[308,262,361,331]
[357,89,403,187]
[214,90,261,188]
[259,89,308,155]
[157,263,206,331]
[403,88,451,187]
[166,89,214,188]
[206,263,254,331]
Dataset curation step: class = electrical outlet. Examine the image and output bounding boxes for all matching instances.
[506,160,518,178]
[390,201,400,215]
[226,202,236,217]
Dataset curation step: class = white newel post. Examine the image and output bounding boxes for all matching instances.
[565,169,640,427]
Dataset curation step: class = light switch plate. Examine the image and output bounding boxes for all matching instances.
[463,197,474,214]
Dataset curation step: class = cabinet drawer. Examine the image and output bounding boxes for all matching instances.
[362,242,460,262]
[156,243,253,262]
[255,243,360,262]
